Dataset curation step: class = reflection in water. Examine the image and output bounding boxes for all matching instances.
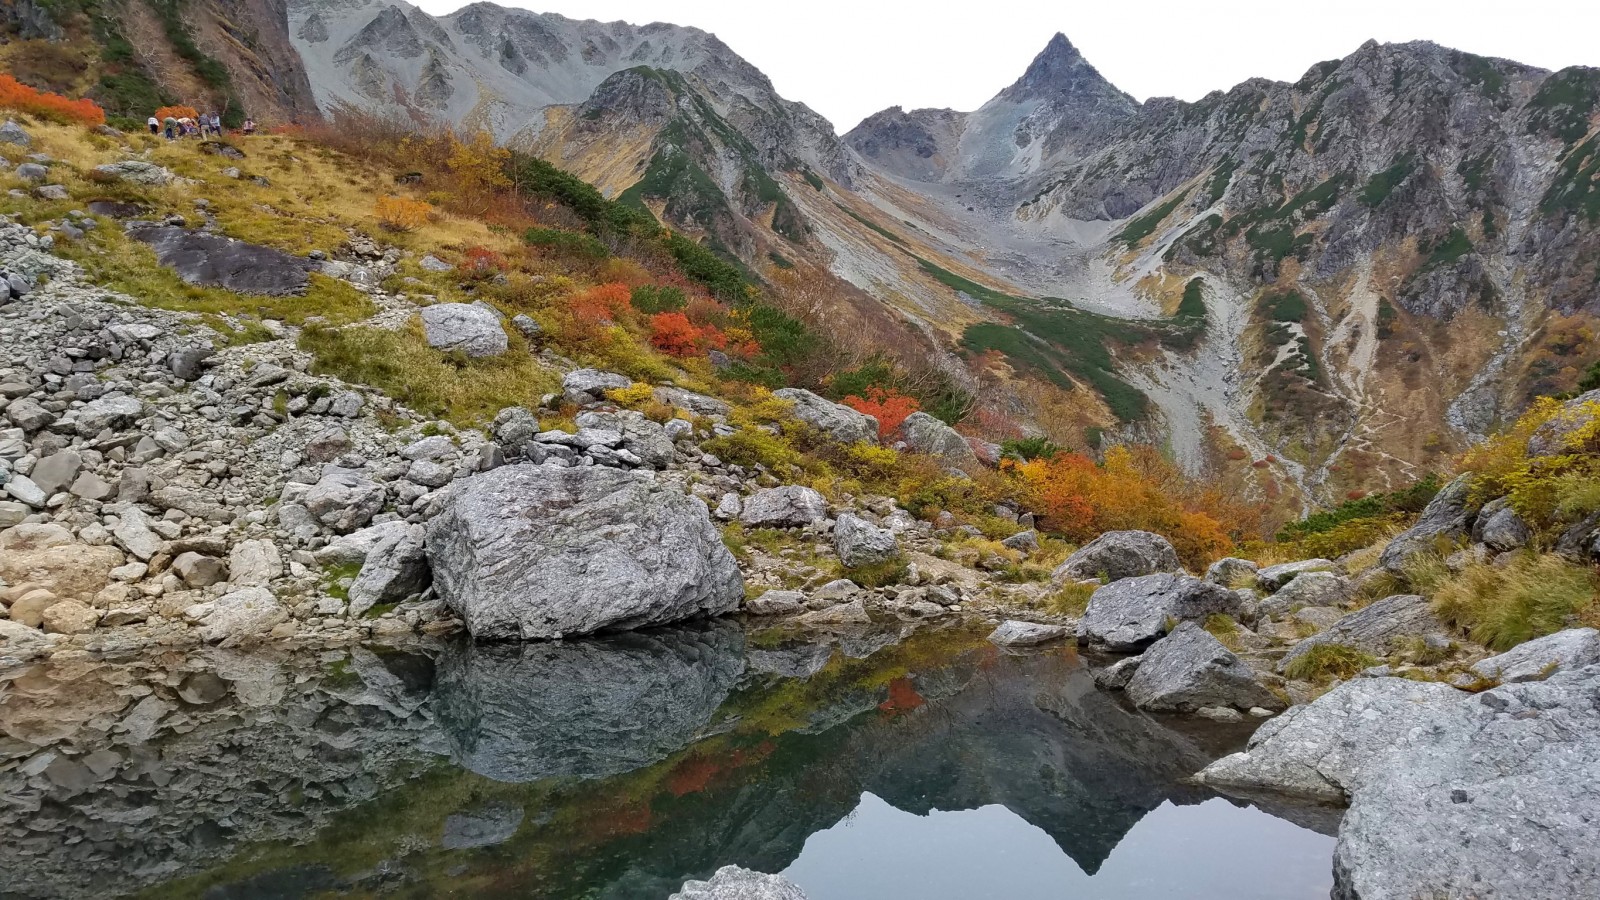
[0,623,1334,900]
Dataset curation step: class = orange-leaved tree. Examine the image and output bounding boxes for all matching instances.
[153,105,199,123]
[0,74,105,126]
[843,387,920,440]
[374,195,433,231]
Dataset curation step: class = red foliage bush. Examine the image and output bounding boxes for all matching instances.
[843,387,920,439]
[0,74,105,126]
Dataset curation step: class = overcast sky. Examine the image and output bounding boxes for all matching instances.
[414,1,1599,133]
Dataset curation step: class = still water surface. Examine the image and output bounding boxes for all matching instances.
[0,622,1334,899]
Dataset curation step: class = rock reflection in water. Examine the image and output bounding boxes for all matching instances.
[0,622,1332,900]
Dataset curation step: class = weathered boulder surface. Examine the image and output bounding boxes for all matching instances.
[833,512,898,568]
[425,465,743,639]
[1053,530,1182,584]
[92,160,176,185]
[1470,627,1600,683]
[1124,622,1284,713]
[988,620,1071,647]
[347,524,429,616]
[1471,496,1532,552]
[1379,475,1475,573]
[1258,570,1349,619]
[1203,557,1258,586]
[773,387,877,444]
[128,225,317,295]
[896,411,978,467]
[0,542,123,601]
[669,866,809,900]
[1255,558,1334,591]
[419,303,508,358]
[1077,573,1244,651]
[1277,594,1447,673]
[1198,668,1600,900]
[436,621,745,781]
[740,485,828,528]
[561,368,630,405]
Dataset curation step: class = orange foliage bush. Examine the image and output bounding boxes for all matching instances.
[572,282,631,326]
[0,74,105,126]
[374,195,432,231]
[650,311,726,357]
[153,105,198,123]
[461,246,505,273]
[1011,445,1249,569]
[844,387,920,439]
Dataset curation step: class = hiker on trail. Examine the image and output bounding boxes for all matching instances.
[210,112,222,135]
[198,113,211,137]
[163,117,176,140]
[147,115,159,135]
[242,117,256,135]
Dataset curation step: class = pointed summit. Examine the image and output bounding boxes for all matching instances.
[998,32,1137,113]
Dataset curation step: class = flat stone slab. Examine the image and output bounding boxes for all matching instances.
[128,225,317,296]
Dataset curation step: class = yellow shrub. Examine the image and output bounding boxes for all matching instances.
[604,382,654,408]
[375,195,433,231]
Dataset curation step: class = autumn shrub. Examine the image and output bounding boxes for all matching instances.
[1431,553,1600,651]
[460,246,505,274]
[843,387,919,440]
[0,74,107,126]
[1461,395,1600,531]
[375,195,433,231]
[649,311,711,357]
[525,226,607,260]
[604,382,654,408]
[152,104,198,123]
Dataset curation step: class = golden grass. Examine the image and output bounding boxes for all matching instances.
[1430,552,1600,651]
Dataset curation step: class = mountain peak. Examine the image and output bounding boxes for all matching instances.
[998,32,1135,111]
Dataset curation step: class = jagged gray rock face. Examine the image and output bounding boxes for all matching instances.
[773,388,877,445]
[1277,594,1448,672]
[1125,622,1284,713]
[1471,496,1532,552]
[419,302,508,357]
[561,367,630,405]
[1379,475,1475,573]
[1077,573,1244,651]
[669,866,809,900]
[436,621,745,781]
[1054,530,1182,584]
[833,512,898,568]
[1470,627,1600,683]
[1255,559,1335,591]
[576,409,674,469]
[346,523,429,615]
[896,412,978,467]
[1199,668,1600,900]
[425,464,743,639]
[127,225,317,296]
[1258,571,1349,620]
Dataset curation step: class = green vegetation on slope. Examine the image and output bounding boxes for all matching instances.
[1360,154,1416,207]
[1116,186,1193,248]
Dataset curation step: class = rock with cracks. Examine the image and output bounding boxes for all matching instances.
[425,464,743,639]
[740,485,827,528]
[419,303,508,358]
[833,512,898,568]
[1053,530,1182,584]
[669,866,809,900]
[1124,622,1284,713]
[773,388,877,445]
[1277,594,1447,673]
[1076,573,1244,651]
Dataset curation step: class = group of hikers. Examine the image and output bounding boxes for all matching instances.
[146,111,256,140]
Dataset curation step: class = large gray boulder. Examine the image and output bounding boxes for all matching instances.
[833,512,898,568]
[425,465,743,639]
[436,622,745,780]
[576,409,674,468]
[299,473,385,534]
[1053,530,1182,584]
[1076,573,1245,651]
[1528,389,1600,456]
[740,485,827,528]
[1471,497,1532,552]
[562,368,630,405]
[419,303,507,358]
[773,388,877,444]
[346,524,430,616]
[1277,594,1448,673]
[988,620,1071,647]
[1203,556,1258,586]
[1255,558,1334,591]
[669,866,809,900]
[128,225,317,295]
[1258,570,1349,620]
[1198,668,1600,899]
[896,411,978,467]
[1125,622,1285,713]
[92,160,175,185]
[1470,627,1600,683]
[1379,475,1475,574]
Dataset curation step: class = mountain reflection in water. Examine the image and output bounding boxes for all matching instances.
[0,621,1334,899]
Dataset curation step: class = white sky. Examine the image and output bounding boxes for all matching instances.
[413,1,1600,133]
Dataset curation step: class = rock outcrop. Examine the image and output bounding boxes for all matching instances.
[1053,530,1182,584]
[773,388,877,445]
[1277,594,1448,673]
[1076,573,1244,651]
[1124,622,1284,713]
[425,465,743,639]
[419,302,508,357]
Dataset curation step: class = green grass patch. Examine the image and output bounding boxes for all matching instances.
[838,203,907,245]
[1431,553,1600,652]
[1360,154,1416,207]
[1283,644,1378,683]
[523,226,607,260]
[1419,227,1472,274]
[1116,187,1193,248]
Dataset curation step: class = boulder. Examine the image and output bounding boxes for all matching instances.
[1093,655,1143,690]
[1198,669,1600,900]
[313,520,413,568]
[41,599,99,635]
[1470,628,1600,683]
[491,407,541,458]
[669,866,809,900]
[1471,497,1532,552]
[0,619,55,667]
[0,120,31,147]
[301,473,385,534]
[172,552,229,588]
[562,368,630,405]
[896,411,978,467]
[576,410,674,468]
[833,512,898,568]
[1528,389,1600,456]
[419,303,508,358]
[1076,573,1244,651]
[28,450,81,498]
[1258,571,1349,619]
[111,507,162,560]
[794,598,871,626]
[1379,475,1475,574]
[128,225,317,296]
[440,803,523,850]
[987,620,1071,647]
[425,465,742,639]
[1255,558,1335,591]
[228,540,283,586]
[1204,557,1259,586]
[3,474,45,508]
[654,386,729,417]
[346,524,430,616]
[1124,622,1284,713]
[1277,594,1448,674]
[1053,530,1182,584]
[745,590,805,616]
[772,388,877,444]
[73,394,143,435]
[195,586,285,643]
[0,543,123,602]
[91,160,175,185]
[740,485,828,528]
[1000,529,1039,554]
